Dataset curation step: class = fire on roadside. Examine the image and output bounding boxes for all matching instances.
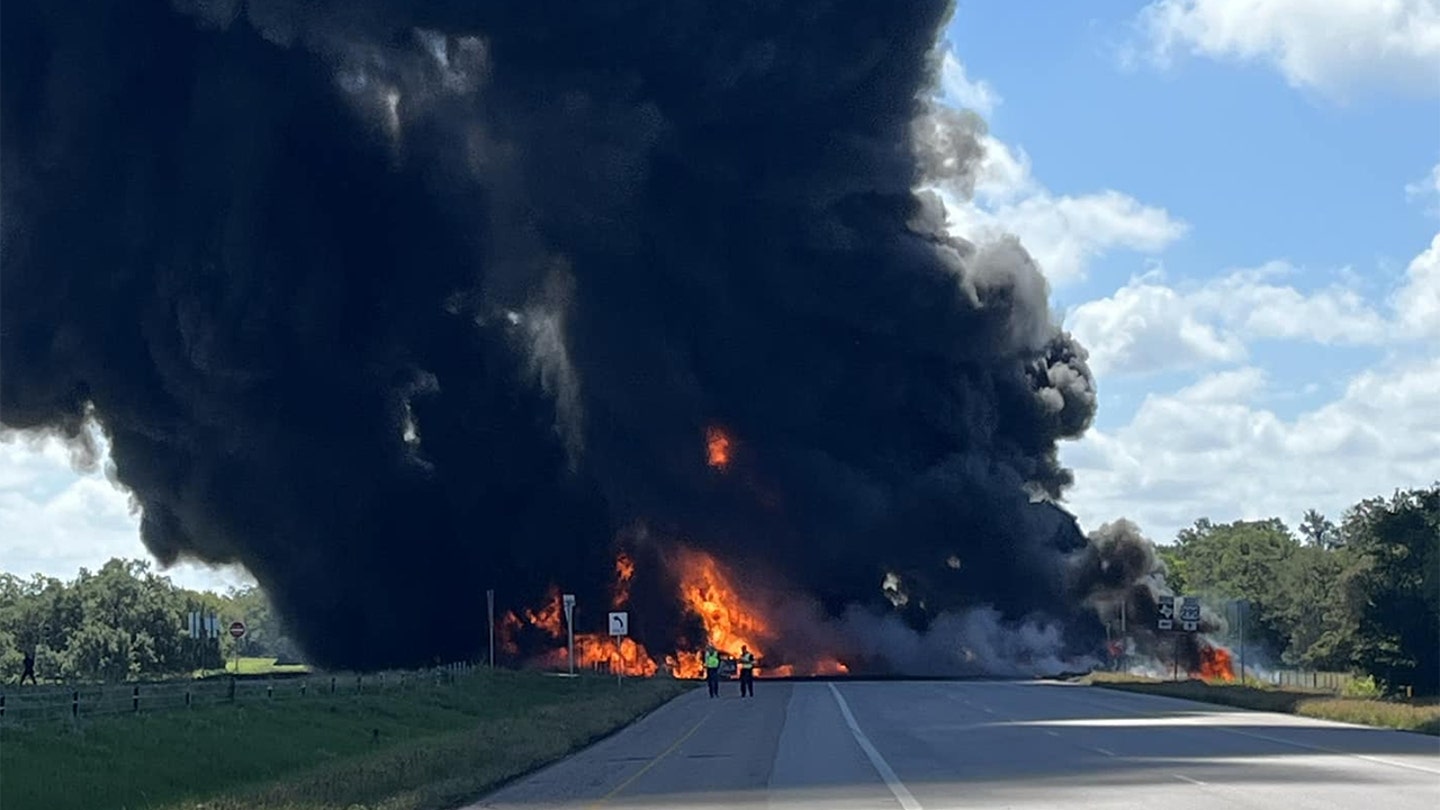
[502,546,850,679]
[1196,643,1235,682]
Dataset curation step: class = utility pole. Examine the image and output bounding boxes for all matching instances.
[1239,599,1247,682]
[487,589,495,668]
[1119,601,1127,671]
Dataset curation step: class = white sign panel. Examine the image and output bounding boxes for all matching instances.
[1157,595,1175,631]
[609,611,629,637]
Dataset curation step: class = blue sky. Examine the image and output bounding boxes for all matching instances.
[936,0,1438,537]
[2,0,1438,591]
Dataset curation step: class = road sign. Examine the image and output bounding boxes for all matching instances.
[228,620,246,639]
[609,611,629,637]
[1157,595,1174,630]
[1178,595,1200,632]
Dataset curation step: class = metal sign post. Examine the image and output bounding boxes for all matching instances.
[487,589,496,668]
[562,594,576,676]
[228,620,246,677]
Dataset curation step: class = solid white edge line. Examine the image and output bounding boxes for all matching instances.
[1173,773,1206,785]
[827,683,923,810]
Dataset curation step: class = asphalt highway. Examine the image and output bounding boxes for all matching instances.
[468,679,1440,809]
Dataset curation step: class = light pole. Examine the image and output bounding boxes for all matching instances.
[562,594,576,676]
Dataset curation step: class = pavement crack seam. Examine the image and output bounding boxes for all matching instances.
[587,708,712,807]
[828,683,923,810]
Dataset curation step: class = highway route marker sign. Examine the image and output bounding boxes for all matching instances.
[609,611,629,637]
[1180,596,1200,632]
[1157,595,1174,631]
[228,620,246,639]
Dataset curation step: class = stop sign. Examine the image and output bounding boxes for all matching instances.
[228,620,247,639]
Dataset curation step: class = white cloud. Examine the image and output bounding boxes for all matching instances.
[1062,356,1440,542]
[1067,256,1423,376]
[1135,0,1440,99]
[922,51,1186,285]
[940,50,1001,118]
[1407,162,1440,200]
[0,433,252,592]
[1408,162,1440,217]
[942,134,1188,284]
[1395,233,1440,338]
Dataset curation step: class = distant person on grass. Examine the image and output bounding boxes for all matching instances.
[20,650,37,685]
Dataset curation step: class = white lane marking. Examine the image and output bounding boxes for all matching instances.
[1173,774,1206,785]
[827,684,923,810]
[1217,726,1440,776]
[1088,746,1116,757]
[1076,687,1440,777]
[1044,730,1061,737]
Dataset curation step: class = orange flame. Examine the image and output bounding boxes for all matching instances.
[706,426,732,469]
[501,586,661,677]
[613,552,636,608]
[504,547,850,680]
[1196,643,1235,682]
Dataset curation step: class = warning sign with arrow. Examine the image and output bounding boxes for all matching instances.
[608,611,629,637]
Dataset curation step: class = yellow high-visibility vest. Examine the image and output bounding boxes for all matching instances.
[739,653,755,670]
[704,651,719,668]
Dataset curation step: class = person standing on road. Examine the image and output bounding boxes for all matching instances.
[20,650,37,685]
[738,645,755,697]
[704,645,720,698]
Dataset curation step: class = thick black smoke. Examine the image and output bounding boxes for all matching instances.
[3,0,1114,669]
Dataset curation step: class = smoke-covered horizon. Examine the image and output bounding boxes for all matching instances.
[1,0,1192,672]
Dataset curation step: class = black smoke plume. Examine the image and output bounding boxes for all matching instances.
[4,0,1129,670]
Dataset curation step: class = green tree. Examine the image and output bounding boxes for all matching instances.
[1341,486,1440,695]
[1170,516,1303,658]
[1300,509,1341,549]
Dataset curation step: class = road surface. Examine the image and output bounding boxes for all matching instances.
[469,679,1440,809]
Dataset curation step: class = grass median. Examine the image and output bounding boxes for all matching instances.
[1084,672,1440,735]
[1,668,693,810]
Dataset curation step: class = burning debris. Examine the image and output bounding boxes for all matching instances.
[5,0,1190,674]
[1197,644,1236,682]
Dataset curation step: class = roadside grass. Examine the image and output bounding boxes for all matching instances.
[1,669,693,810]
[220,656,312,676]
[1083,672,1440,735]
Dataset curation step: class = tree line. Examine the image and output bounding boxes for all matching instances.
[1158,484,1438,695]
[4,485,1435,691]
[1,559,299,683]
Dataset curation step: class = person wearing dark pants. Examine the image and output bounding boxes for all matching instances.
[738,645,755,697]
[704,645,720,698]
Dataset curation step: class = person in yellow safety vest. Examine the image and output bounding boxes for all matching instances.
[738,645,755,697]
[704,645,721,698]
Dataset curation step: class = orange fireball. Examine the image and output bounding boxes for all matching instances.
[706,426,732,469]
[1196,643,1235,682]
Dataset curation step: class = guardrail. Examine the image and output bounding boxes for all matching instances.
[0,662,477,723]
[1264,669,1355,692]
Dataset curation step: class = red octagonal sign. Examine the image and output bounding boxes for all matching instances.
[228,620,247,639]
